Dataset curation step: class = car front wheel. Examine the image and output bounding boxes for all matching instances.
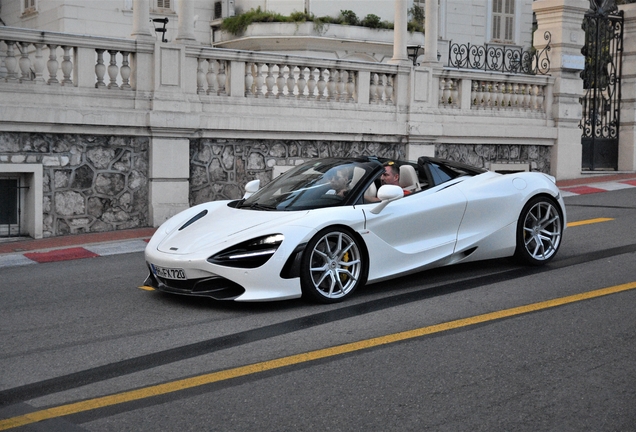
[515,196,563,265]
[301,227,366,303]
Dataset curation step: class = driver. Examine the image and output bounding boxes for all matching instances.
[380,162,411,195]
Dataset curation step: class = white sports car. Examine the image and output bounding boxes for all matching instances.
[143,156,566,303]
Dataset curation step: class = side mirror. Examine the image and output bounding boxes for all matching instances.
[370,185,404,214]
[243,179,260,199]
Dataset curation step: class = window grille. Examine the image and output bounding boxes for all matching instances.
[156,0,171,10]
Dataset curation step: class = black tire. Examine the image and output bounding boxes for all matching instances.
[514,196,563,265]
[301,227,366,303]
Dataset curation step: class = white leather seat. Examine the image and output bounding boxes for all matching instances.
[399,165,421,193]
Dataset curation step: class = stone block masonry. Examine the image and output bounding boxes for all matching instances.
[189,139,407,206]
[0,133,149,237]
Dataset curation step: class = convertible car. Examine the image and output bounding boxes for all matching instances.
[143,156,566,303]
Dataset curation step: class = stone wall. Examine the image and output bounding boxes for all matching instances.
[0,133,149,237]
[189,139,407,206]
[436,143,551,173]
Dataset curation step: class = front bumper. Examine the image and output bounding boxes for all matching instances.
[144,269,245,300]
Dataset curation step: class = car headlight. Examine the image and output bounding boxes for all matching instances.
[208,234,284,268]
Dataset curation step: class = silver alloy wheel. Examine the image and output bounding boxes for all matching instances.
[308,231,362,300]
[521,199,562,262]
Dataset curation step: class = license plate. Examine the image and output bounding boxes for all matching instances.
[152,264,186,280]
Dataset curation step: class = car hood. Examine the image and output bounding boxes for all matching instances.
[157,203,309,255]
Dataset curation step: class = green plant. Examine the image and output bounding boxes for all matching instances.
[408,5,425,33]
[220,7,421,36]
[339,10,359,26]
[361,14,382,29]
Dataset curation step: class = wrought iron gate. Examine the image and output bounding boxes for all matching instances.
[580,2,624,171]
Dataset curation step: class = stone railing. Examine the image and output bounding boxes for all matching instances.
[435,69,553,116]
[0,27,149,90]
[187,47,398,105]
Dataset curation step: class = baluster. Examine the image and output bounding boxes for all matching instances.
[370,73,378,103]
[244,62,254,97]
[536,85,545,112]
[485,82,494,109]
[307,67,316,99]
[439,78,446,106]
[503,82,512,108]
[376,74,386,104]
[206,59,217,95]
[336,70,346,102]
[265,63,275,97]
[4,41,19,82]
[384,74,393,105]
[471,81,478,108]
[317,68,327,100]
[450,79,459,108]
[254,63,264,97]
[511,83,520,109]
[518,84,526,109]
[47,44,59,85]
[443,79,452,107]
[107,50,119,89]
[477,82,486,109]
[523,84,531,110]
[529,84,537,111]
[217,60,227,95]
[61,46,73,85]
[95,49,106,88]
[33,43,45,84]
[18,42,33,83]
[347,70,356,102]
[197,58,206,95]
[286,65,296,98]
[297,66,307,99]
[327,68,336,101]
[496,82,505,109]
[276,64,285,98]
[120,51,131,90]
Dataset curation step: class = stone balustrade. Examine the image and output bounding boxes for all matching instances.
[435,70,552,116]
[190,47,398,105]
[0,27,145,89]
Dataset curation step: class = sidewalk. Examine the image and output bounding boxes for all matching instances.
[0,227,156,269]
[1,172,635,269]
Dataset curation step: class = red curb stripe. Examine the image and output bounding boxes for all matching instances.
[621,179,636,186]
[561,185,606,195]
[24,247,100,263]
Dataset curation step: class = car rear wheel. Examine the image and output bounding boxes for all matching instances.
[301,227,366,303]
[515,196,563,265]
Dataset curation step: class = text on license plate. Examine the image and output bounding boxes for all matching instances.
[153,264,186,280]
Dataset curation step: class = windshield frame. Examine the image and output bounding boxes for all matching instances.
[238,158,383,211]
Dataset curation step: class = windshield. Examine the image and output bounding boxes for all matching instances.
[239,159,379,211]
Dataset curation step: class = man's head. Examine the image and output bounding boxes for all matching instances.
[381,163,400,186]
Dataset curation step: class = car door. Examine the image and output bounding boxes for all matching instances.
[360,183,467,280]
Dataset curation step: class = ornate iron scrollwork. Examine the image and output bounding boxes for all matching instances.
[447,32,551,76]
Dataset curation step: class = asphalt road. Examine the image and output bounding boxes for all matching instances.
[1,189,635,431]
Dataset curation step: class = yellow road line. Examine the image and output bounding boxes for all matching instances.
[137,286,155,291]
[2,281,636,430]
[567,217,614,227]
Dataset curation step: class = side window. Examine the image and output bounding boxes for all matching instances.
[491,0,515,43]
[22,0,37,15]
[155,0,172,13]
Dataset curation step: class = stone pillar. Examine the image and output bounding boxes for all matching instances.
[390,0,410,65]
[131,0,154,40]
[533,0,588,180]
[619,3,636,171]
[176,0,197,42]
[149,138,190,226]
[422,0,439,64]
